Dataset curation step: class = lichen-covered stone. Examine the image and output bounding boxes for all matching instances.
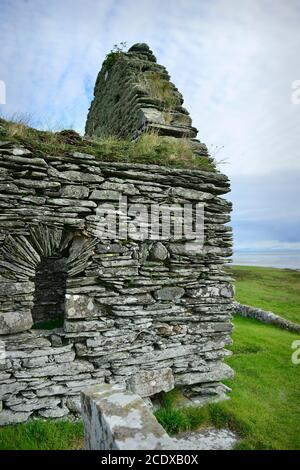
[154,286,185,301]
[61,185,89,199]
[81,384,238,450]
[0,409,32,425]
[65,295,99,319]
[81,384,172,450]
[0,311,33,335]
[128,368,174,397]
[149,242,168,261]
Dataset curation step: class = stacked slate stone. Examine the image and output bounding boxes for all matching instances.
[0,43,234,425]
[0,140,233,425]
[85,43,209,158]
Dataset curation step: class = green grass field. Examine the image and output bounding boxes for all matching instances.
[228,265,300,323]
[0,419,83,450]
[0,266,299,450]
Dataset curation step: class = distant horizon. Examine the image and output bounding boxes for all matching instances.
[234,248,300,253]
[232,249,300,270]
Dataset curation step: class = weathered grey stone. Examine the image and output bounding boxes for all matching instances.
[36,385,66,397]
[0,282,35,298]
[121,345,196,366]
[61,185,89,199]
[0,183,21,193]
[56,170,104,183]
[39,406,69,418]
[65,294,99,319]
[188,284,234,299]
[22,356,49,368]
[66,285,106,295]
[100,181,139,195]
[165,428,238,450]
[22,195,46,205]
[66,396,82,414]
[14,361,94,379]
[0,311,33,335]
[0,409,32,425]
[89,189,120,200]
[94,294,154,306]
[170,187,213,201]
[9,344,73,359]
[0,381,28,399]
[149,242,168,261]
[9,147,32,156]
[49,198,96,208]
[128,368,174,397]
[17,179,60,189]
[0,372,11,381]
[81,384,172,450]
[50,334,63,347]
[154,286,185,301]
[175,363,234,386]
[64,319,115,333]
[9,397,61,412]
[55,351,76,363]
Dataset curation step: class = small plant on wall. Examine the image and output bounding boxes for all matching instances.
[103,42,127,69]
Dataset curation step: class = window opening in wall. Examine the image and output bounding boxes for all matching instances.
[31,256,68,329]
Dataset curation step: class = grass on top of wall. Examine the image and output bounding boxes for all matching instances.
[0,117,216,172]
[137,71,180,110]
[226,265,300,324]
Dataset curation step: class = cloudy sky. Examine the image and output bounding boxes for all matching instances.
[0,0,299,251]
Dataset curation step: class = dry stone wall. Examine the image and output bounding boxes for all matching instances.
[0,140,233,424]
[233,301,300,334]
[85,43,208,159]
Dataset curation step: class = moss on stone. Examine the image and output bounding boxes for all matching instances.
[0,118,216,171]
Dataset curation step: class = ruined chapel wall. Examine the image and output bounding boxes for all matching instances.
[0,141,233,425]
[85,44,198,140]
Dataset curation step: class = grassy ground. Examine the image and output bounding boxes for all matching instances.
[227,265,300,323]
[1,266,299,450]
[156,315,300,449]
[0,117,215,171]
[0,420,84,450]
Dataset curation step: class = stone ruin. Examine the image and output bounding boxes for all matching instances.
[0,43,233,426]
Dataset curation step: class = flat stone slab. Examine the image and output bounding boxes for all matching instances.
[166,428,238,450]
[81,383,172,450]
[81,384,238,450]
